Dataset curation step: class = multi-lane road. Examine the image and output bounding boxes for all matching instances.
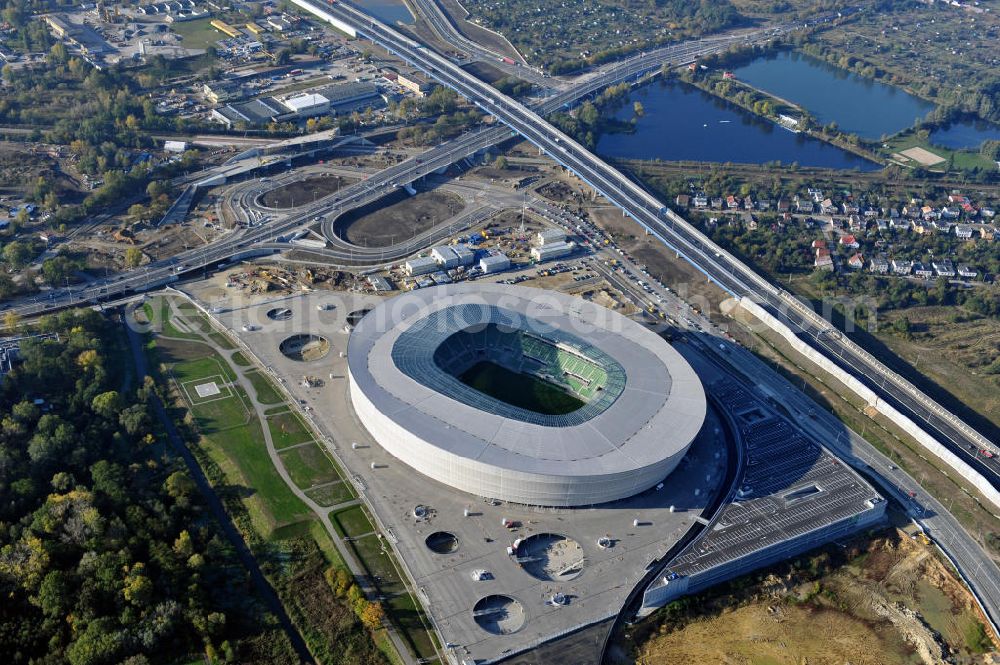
[6,0,997,636]
[298,0,1000,634]
[4,17,758,318]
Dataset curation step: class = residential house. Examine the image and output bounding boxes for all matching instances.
[839,234,859,248]
[891,259,913,275]
[726,195,739,210]
[876,219,889,232]
[980,226,996,240]
[912,262,934,279]
[848,253,865,270]
[940,206,961,220]
[932,260,955,277]
[758,199,772,211]
[777,199,790,213]
[980,207,995,219]
[901,205,921,219]
[948,194,970,204]
[693,194,708,208]
[711,197,723,209]
[841,201,860,215]
[795,198,814,214]
[814,249,834,271]
[921,205,937,220]
[675,194,690,208]
[957,264,978,279]
[743,195,754,210]
[811,239,828,250]
[954,225,974,240]
[848,215,863,231]
[869,256,889,274]
[820,198,837,215]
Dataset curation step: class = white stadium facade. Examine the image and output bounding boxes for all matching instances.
[347,283,706,507]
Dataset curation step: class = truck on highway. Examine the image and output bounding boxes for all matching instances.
[499,56,515,65]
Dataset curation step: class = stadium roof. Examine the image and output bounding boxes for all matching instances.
[392,302,627,426]
[348,284,705,481]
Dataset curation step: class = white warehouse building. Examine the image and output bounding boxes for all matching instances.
[404,256,438,276]
[536,228,566,245]
[531,240,575,263]
[479,253,510,274]
[431,245,475,269]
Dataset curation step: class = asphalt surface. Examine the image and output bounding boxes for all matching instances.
[309,0,1000,511]
[9,0,999,645]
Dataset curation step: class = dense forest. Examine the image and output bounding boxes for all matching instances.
[0,310,296,664]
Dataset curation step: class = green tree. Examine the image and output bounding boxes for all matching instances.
[124,246,143,269]
[3,240,32,268]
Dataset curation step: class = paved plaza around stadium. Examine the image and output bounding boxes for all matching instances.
[187,283,731,663]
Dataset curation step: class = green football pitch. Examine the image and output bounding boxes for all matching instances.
[458,361,584,415]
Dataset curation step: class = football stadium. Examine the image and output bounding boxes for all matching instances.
[347,283,707,506]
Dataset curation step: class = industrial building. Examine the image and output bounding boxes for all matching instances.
[430,244,475,269]
[347,284,706,506]
[211,81,380,127]
[394,69,432,96]
[404,256,438,276]
[310,81,380,111]
[210,97,287,128]
[479,253,510,274]
[531,240,575,263]
[536,228,566,245]
[43,14,110,57]
[282,92,330,117]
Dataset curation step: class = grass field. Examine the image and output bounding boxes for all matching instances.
[458,360,584,414]
[279,443,342,490]
[385,592,438,662]
[332,505,375,538]
[304,481,354,507]
[245,369,284,405]
[169,17,225,50]
[268,411,314,450]
[884,131,994,172]
[157,337,312,535]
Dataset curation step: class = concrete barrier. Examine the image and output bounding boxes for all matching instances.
[740,298,1000,512]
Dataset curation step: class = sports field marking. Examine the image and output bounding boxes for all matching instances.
[181,374,233,405]
[195,381,221,398]
[899,146,945,166]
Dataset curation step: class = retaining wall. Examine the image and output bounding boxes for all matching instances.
[739,298,1000,512]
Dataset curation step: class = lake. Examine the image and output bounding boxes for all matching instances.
[733,50,935,140]
[930,118,1000,150]
[595,80,880,171]
[353,0,414,25]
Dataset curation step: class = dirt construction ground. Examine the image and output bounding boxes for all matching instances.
[634,529,997,665]
[260,174,351,209]
[333,188,464,247]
